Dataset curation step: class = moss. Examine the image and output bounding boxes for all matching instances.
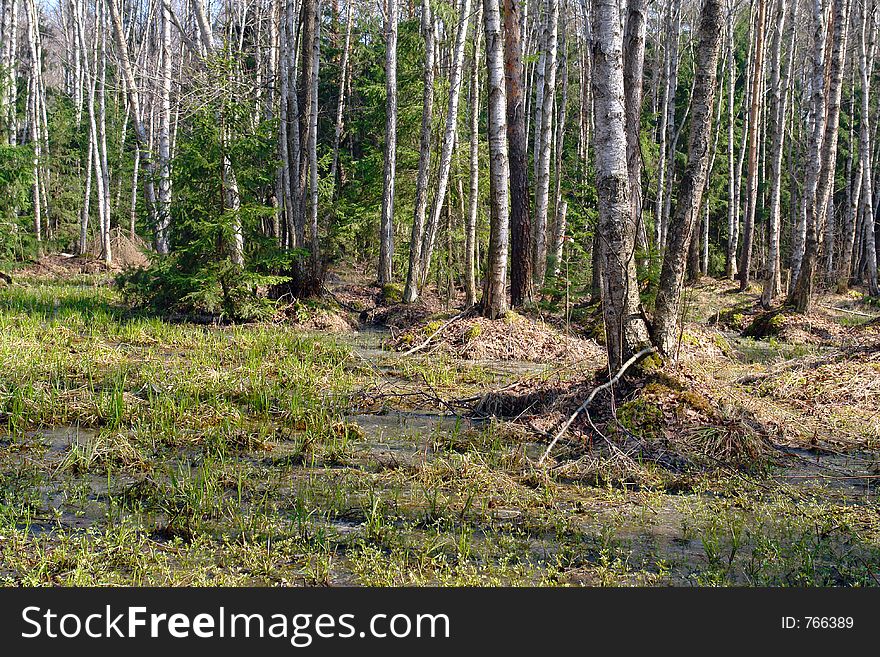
[381,283,403,303]
[617,398,665,440]
[742,310,787,339]
[424,320,443,336]
[678,390,714,416]
[638,353,664,373]
[711,332,734,357]
[465,324,482,340]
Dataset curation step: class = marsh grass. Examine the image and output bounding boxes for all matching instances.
[1,277,879,586]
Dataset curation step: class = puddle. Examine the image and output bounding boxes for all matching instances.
[776,446,878,500]
[345,411,476,463]
[37,426,96,455]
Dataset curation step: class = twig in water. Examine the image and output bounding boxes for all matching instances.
[537,347,657,465]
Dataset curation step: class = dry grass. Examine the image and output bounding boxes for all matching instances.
[391,312,605,363]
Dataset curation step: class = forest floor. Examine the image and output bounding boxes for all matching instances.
[1,259,880,585]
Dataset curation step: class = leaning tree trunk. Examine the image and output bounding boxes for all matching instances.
[106,0,158,234]
[591,0,652,369]
[481,0,510,319]
[504,0,533,306]
[402,0,435,303]
[653,0,724,356]
[418,0,472,290]
[378,0,398,286]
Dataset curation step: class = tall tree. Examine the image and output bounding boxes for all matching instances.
[402,0,435,303]
[481,0,510,318]
[737,0,768,290]
[591,0,652,369]
[653,0,724,355]
[761,0,796,306]
[379,0,399,285]
[418,0,472,290]
[532,0,559,284]
[465,0,483,307]
[623,0,647,260]
[504,0,533,306]
[790,0,849,311]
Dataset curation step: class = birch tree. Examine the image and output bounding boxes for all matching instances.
[761,0,796,306]
[591,0,652,369]
[481,0,510,318]
[464,0,482,307]
[653,0,724,355]
[402,0,434,303]
[737,0,767,290]
[379,0,398,285]
[532,0,558,284]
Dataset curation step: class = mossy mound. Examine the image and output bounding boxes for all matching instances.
[742,309,787,338]
[478,368,774,477]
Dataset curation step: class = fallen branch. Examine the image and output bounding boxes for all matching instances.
[821,304,878,319]
[537,347,657,465]
[401,308,472,356]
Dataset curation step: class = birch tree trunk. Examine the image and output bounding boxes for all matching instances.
[654,0,681,249]
[532,0,558,284]
[419,0,472,290]
[465,0,482,307]
[855,0,880,296]
[25,0,42,254]
[378,0,398,285]
[813,0,851,278]
[761,0,796,306]
[329,0,353,193]
[653,0,723,356]
[623,0,647,258]
[107,0,158,236]
[96,0,112,265]
[725,0,738,278]
[156,0,173,254]
[2,0,19,145]
[403,0,435,303]
[592,0,651,369]
[790,0,848,311]
[481,0,510,318]
[838,70,863,290]
[737,0,767,290]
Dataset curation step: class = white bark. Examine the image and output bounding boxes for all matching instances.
[481,0,510,318]
[592,0,651,368]
[378,0,398,285]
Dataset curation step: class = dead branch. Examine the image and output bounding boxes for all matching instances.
[537,347,657,465]
[400,308,473,356]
